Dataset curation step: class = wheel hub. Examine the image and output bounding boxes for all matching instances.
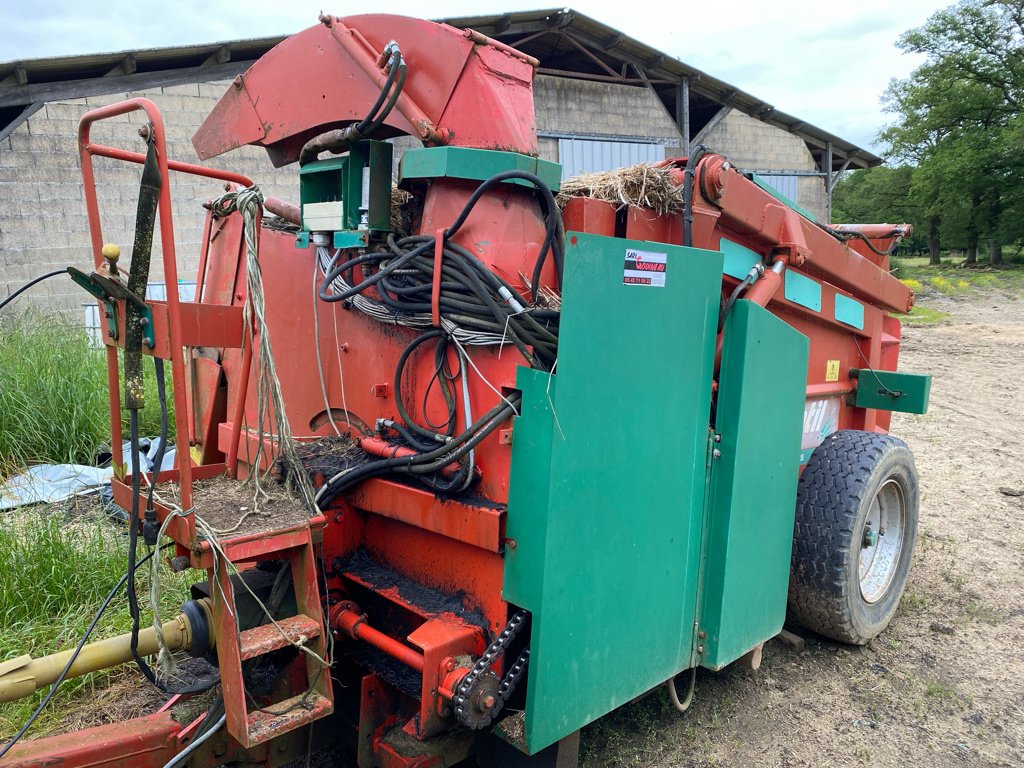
[859,479,906,604]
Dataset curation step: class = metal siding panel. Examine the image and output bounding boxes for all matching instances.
[558,138,662,179]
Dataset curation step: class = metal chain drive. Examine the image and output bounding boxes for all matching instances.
[453,610,530,729]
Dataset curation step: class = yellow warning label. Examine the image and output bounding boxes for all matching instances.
[825,359,841,382]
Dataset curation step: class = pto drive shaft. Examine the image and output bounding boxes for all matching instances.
[0,598,213,704]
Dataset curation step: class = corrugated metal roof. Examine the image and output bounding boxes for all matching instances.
[0,8,878,170]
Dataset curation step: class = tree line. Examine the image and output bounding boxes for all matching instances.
[832,0,1023,265]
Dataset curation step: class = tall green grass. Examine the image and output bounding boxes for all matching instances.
[0,315,171,476]
[0,506,192,739]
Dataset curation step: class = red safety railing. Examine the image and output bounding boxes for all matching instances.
[78,97,254,546]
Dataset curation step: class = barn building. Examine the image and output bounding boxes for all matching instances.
[0,8,880,314]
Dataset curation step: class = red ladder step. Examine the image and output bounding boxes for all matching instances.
[245,692,333,746]
[239,615,323,661]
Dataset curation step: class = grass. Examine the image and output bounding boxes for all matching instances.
[0,314,170,477]
[0,502,192,741]
[891,256,1024,299]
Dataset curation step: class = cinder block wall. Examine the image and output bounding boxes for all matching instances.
[702,110,827,219]
[533,75,680,141]
[0,81,299,314]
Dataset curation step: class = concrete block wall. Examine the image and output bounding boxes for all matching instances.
[534,75,680,141]
[0,80,299,314]
[702,110,827,219]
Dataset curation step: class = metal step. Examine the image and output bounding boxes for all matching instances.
[245,692,333,746]
[239,615,323,661]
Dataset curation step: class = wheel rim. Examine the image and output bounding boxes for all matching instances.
[859,479,906,604]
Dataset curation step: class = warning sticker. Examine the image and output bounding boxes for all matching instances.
[825,359,841,382]
[623,248,667,287]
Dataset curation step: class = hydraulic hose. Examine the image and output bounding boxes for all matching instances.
[0,270,67,312]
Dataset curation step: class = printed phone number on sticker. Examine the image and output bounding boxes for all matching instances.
[622,248,668,288]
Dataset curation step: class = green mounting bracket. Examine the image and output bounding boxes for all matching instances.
[68,267,155,348]
[296,140,392,249]
[850,368,931,414]
[399,146,562,191]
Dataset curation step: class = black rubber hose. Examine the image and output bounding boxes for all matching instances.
[683,145,709,248]
[816,222,902,257]
[0,270,67,312]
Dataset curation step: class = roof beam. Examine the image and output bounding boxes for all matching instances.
[692,105,731,145]
[202,45,231,67]
[0,102,42,142]
[0,59,249,108]
[1,65,27,87]
[537,67,675,85]
[559,31,622,79]
[105,55,136,78]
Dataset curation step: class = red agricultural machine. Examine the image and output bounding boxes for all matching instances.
[0,13,930,768]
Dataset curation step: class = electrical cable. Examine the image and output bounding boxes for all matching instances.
[0,270,67,312]
[126,410,220,695]
[159,713,227,768]
[0,547,167,759]
[667,667,697,713]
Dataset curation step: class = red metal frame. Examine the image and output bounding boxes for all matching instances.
[78,98,255,544]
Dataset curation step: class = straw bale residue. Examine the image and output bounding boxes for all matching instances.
[556,162,683,215]
[159,475,314,538]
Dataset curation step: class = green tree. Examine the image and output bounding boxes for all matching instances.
[878,0,1023,265]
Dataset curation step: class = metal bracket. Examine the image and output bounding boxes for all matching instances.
[67,267,155,348]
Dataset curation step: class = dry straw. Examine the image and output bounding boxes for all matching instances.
[556,163,684,215]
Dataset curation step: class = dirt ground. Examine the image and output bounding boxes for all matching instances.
[581,290,1024,768]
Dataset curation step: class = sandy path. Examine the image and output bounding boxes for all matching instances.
[583,292,1024,768]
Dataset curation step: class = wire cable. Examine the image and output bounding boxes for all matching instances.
[159,713,227,768]
[0,547,165,759]
[0,270,67,312]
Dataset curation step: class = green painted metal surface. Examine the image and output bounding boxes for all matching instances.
[747,173,817,222]
[698,300,808,670]
[851,368,932,414]
[298,140,392,235]
[834,293,865,330]
[784,270,822,312]
[399,146,561,190]
[504,232,723,754]
[719,237,762,280]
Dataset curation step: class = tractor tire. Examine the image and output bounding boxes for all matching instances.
[788,430,919,645]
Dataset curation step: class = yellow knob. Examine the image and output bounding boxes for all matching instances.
[101,243,120,261]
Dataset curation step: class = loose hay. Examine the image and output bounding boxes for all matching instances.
[556,163,683,215]
[391,186,413,235]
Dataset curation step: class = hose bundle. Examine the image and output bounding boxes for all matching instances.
[314,170,564,506]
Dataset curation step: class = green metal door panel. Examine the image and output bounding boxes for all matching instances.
[505,233,723,753]
[502,367,557,611]
[699,300,808,670]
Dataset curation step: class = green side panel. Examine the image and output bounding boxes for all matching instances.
[700,300,808,670]
[834,293,865,330]
[747,173,817,222]
[851,369,932,415]
[503,367,557,611]
[506,232,723,754]
[784,270,822,312]
[399,146,561,191]
[720,237,762,280]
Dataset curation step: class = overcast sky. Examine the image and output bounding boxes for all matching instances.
[1,0,950,153]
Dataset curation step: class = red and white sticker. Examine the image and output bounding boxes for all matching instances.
[623,248,667,287]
